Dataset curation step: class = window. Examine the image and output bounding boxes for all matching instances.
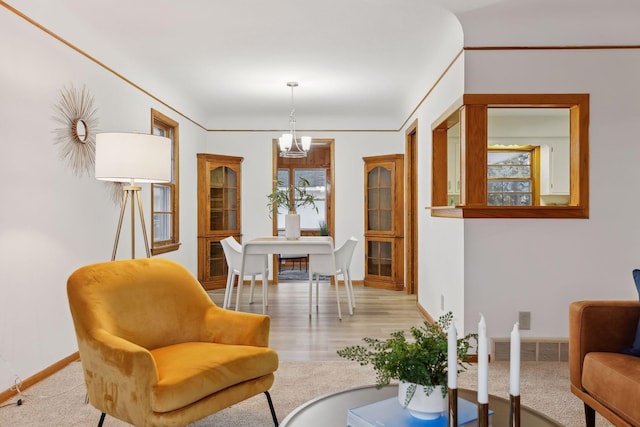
[487,147,538,206]
[151,109,180,254]
[431,94,589,218]
[275,168,327,230]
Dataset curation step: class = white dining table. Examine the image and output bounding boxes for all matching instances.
[235,236,335,314]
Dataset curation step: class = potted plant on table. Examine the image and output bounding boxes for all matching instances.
[267,177,318,240]
[318,220,329,236]
[337,312,476,419]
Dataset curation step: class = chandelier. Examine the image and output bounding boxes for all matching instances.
[279,82,311,158]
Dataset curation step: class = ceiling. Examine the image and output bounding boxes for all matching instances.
[4,0,639,131]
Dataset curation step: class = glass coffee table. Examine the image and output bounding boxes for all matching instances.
[280,385,562,426]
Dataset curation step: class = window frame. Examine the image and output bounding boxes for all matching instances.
[150,109,180,254]
[431,94,589,219]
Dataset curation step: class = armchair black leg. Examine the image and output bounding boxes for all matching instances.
[584,403,595,427]
[264,391,279,426]
[97,412,106,427]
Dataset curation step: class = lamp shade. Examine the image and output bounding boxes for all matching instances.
[95,132,171,183]
[301,136,312,151]
[279,134,293,151]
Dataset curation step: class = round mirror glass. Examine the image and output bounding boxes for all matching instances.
[75,119,88,143]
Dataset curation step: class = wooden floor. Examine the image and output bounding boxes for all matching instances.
[207,281,426,361]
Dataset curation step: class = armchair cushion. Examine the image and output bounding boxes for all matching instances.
[151,342,278,413]
[582,352,640,422]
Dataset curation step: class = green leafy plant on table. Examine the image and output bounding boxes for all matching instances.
[266,177,318,216]
[337,311,476,405]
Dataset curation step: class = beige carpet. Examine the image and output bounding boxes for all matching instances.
[0,360,612,426]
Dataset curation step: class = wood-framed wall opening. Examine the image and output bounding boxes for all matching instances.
[431,93,589,219]
[271,139,335,284]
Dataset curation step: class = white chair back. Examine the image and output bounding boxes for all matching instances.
[308,236,359,319]
[308,246,336,275]
[335,237,358,272]
[221,236,267,275]
[220,236,269,312]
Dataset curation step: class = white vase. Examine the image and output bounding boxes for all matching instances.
[397,382,447,420]
[285,213,301,240]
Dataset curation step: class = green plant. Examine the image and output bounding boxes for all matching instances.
[267,177,318,216]
[319,220,329,236]
[336,312,476,402]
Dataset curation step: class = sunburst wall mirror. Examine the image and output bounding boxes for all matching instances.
[52,84,99,176]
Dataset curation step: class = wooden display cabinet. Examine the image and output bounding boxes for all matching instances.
[363,154,404,290]
[197,153,242,290]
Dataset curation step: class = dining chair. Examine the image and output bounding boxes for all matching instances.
[337,236,358,309]
[220,236,269,313]
[308,236,358,319]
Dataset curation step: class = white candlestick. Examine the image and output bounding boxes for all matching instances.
[478,314,489,404]
[448,322,457,389]
[510,322,521,396]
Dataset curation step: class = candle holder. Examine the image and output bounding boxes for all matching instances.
[478,403,490,427]
[448,388,458,427]
[509,394,521,427]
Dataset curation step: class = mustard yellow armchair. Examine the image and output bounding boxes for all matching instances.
[67,258,279,427]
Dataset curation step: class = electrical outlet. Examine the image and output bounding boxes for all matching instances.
[519,311,531,330]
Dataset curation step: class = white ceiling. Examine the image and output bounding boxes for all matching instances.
[4,0,640,131]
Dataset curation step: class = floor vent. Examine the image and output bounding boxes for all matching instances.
[493,339,568,362]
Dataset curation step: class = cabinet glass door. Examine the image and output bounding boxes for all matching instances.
[208,166,238,232]
[207,239,226,278]
[367,166,392,232]
[367,240,392,278]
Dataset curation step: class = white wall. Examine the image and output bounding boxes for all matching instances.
[0,10,205,391]
[205,131,405,280]
[408,54,467,332]
[403,42,640,344]
[461,48,640,339]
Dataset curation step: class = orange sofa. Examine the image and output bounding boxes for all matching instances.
[569,300,640,427]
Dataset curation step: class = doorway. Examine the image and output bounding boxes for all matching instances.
[271,139,335,283]
[405,120,418,295]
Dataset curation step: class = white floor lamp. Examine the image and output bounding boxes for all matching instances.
[95,132,171,261]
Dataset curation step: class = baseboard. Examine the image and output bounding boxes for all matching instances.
[493,338,569,362]
[416,300,433,323]
[414,302,567,363]
[0,352,80,404]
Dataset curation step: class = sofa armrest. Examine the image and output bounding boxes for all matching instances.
[202,306,271,347]
[569,300,640,391]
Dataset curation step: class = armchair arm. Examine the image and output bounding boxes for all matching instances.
[79,329,159,421]
[569,300,640,390]
[202,306,271,347]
